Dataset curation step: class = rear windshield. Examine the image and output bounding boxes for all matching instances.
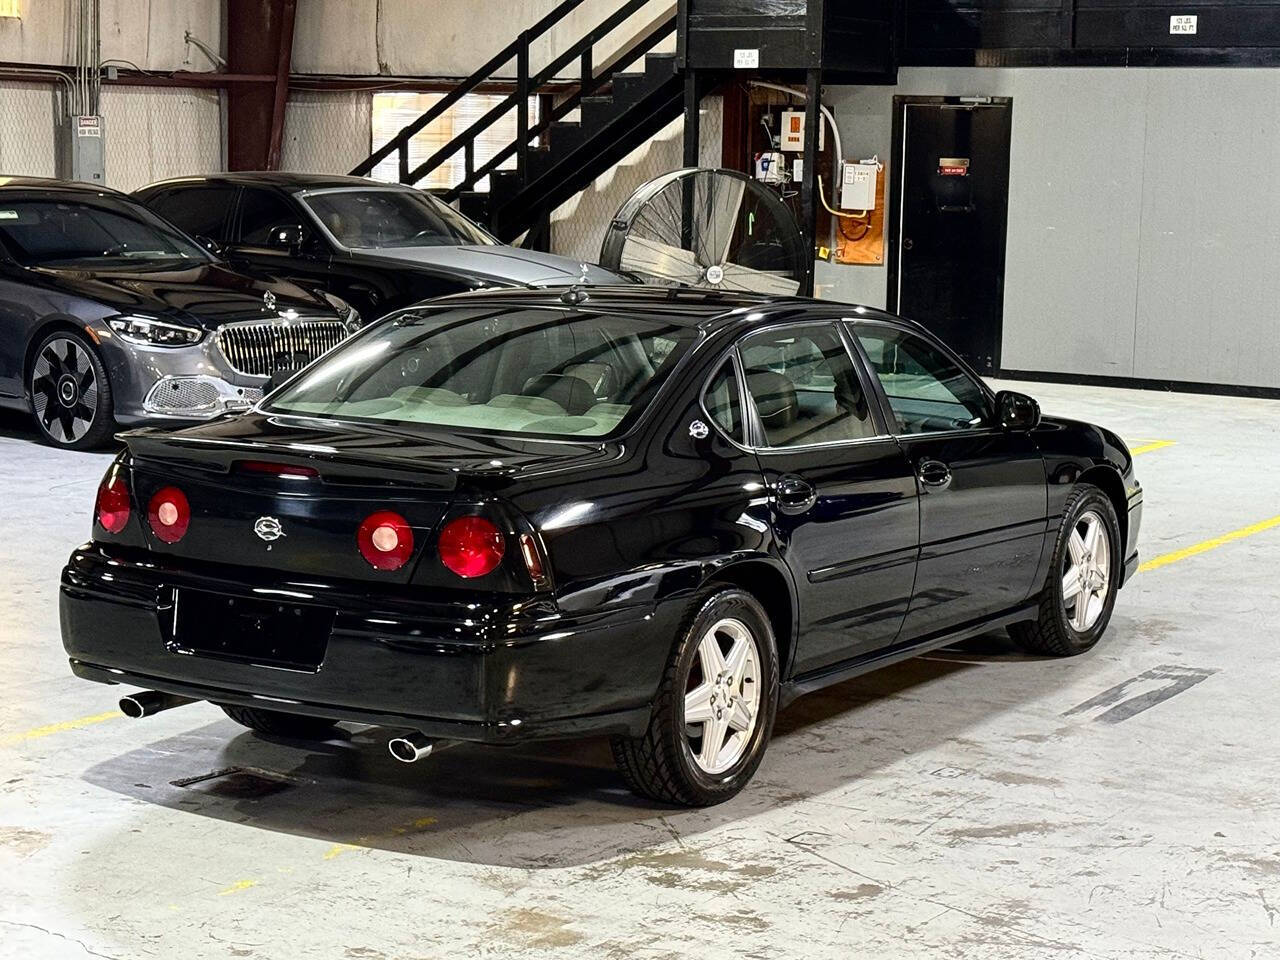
[264,306,697,439]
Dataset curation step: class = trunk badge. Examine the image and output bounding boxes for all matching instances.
[254,516,285,542]
[263,290,278,312]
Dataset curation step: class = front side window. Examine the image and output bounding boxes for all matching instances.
[703,360,743,443]
[301,189,493,250]
[855,326,990,434]
[0,198,211,267]
[266,307,697,439]
[237,189,312,247]
[739,324,876,448]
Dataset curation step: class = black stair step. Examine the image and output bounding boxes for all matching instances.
[527,147,555,180]
[609,71,653,101]
[580,94,619,128]
[549,121,585,153]
[644,52,678,76]
[456,191,490,224]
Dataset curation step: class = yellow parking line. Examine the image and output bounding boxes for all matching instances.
[0,710,120,747]
[1140,514,1280,573]
[217,879,259,896]
[1130,440,1176,456]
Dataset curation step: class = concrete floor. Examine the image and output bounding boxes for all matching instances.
[2,379,1278,959]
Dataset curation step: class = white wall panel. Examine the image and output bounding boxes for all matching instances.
[99,86,222,192]
[281,92,372,175]
[0,0,220,70]
[0,82,58,177]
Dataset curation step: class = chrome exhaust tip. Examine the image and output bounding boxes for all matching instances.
[119,690,196,719]
[388,732,436,763]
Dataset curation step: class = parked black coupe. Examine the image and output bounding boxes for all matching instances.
[0,178,359,449]
[61,288,1142,805]
[135,173,625,323]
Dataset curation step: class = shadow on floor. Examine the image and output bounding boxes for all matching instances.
[80,631,1091,869]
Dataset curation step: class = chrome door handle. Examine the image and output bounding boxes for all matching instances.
[774,474,817,515]
[918,459,952,491]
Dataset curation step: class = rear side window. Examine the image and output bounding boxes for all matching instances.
[703,360,743,443]
[145,186,237,241]
[739,324,876,448]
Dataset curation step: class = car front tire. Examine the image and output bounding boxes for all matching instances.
[612,586,779,806]
[219,704,340,740]
[1010,482,1122,656]
[28,330,116,451]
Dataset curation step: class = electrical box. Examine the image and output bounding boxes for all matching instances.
[61,116,106,185]
[840,160,878,211]
[754,151,786,184]
[780,110,824,152]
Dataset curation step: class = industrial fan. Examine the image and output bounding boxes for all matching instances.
[599,168,805,296]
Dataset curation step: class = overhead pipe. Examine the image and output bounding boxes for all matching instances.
[119,690,197,719]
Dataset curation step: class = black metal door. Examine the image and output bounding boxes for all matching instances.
[889,98,1012,374]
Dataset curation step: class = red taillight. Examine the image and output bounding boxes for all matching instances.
[95,469,130,534]
[358,511,414,571]
[438,516,505,579]
[147,486,190,544]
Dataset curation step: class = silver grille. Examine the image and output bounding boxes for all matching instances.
[216,319,349,378]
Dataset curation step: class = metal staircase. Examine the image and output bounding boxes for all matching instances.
[349,0,681,247]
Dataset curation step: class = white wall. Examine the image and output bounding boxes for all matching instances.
[292,0,675,78]
[0,82,59,177]
[281,92,372,175]
[825,66,1280,389]
[100,86,223,191]
[0,0,221,70]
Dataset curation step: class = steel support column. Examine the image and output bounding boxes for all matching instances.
[226,0,297,171]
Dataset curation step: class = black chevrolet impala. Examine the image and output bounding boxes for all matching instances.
[61,287,1142,806]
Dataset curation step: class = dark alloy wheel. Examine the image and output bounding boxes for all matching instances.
[1010,483,1123,656]
[29,331,115,450]
[612,587,779,806]
[219,704,340,740]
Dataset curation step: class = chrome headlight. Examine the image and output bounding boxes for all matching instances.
[107,315,204,347]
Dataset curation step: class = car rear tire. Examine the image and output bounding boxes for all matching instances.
[28,330,116,451]
[611,586,779,806]
[1010,483,1122,656]
[218,704,340,740]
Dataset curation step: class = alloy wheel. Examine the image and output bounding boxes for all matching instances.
[683,617,761,775]
[1062,509,1111,631]
[31,337,99,444]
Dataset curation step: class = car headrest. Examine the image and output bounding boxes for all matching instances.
[564,361,619,400]
[746,369,798,431]
[522,373,598,417]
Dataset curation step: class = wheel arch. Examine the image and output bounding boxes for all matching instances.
[703,557,798,680]
[1079,465,1128,549]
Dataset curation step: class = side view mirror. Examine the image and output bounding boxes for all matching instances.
[268,224,305,252]
[996,390,1041,431]
[195,234,223,257]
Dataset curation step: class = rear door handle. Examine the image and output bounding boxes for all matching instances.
[774,474,817,515]
[917,459,952,491]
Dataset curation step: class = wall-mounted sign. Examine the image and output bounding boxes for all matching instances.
[733,48,759,69]
[76,116,101,138]
[938,157,970,176]
[1170,15,1198,34]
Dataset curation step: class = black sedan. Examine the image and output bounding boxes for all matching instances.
[60,288,1142,806]
[135,172,625,322]
[0,178,360,449]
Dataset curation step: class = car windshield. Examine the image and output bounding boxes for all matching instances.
[265,305,697,439]
[0,197,211,267]
[301,189,495,249]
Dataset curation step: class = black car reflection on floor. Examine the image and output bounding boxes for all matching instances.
[61,287,1142,805]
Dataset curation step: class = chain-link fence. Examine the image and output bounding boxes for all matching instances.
[100,86,223,192]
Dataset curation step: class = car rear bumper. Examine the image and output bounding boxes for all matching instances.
[60,543,676,742]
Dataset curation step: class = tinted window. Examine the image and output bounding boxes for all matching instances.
[301,189,493,248]
[704,360,743,443]
[146,186,237,241]
[266,307,696,439]
[0,197,210,267]
[740,324,875,448]
[237,188,311,246]
[856,327,990,433]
